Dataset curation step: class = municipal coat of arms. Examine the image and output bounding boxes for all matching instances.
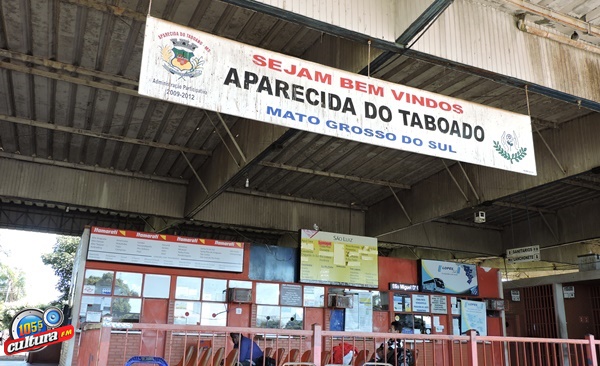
[493,131,527,164]
[161,38,205,78]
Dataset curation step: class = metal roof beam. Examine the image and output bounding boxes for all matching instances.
[259,161,410,189]
[562,179,600,191]
[0,114,211,156]
[0,49,138,86]
[435,218,503,231]
[0,152,188,184]
[506,0,600,37]
[227,187,368,210]
[0,61,138,96]
[62,0,147,22]
[493,201,555,214]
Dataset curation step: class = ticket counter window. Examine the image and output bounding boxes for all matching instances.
[173,277,226,326]
[174,300,201,325]
[80,295,111,323]
[176,276,202,300]
[202,278,227,301]
[281,307,303,329]
[256,283,279,305]
[256,305,280,328]
[143,274,170,298]
[201,302,227,326]
[115,272,142,296]
[84,269,114,295]
[112,297,142,322]
[413,315,432,334]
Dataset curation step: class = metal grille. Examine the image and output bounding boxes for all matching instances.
[590,285,600,337]
[523,285,557,338]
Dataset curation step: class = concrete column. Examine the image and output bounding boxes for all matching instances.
[552,283,568,339]
[553,283,569,366]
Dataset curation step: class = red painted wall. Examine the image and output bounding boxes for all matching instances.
[79,242,503,364]
[377,257,418,290]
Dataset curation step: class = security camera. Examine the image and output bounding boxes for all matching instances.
[474,211,486,223]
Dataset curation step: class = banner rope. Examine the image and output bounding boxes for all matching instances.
[367,40,371,78]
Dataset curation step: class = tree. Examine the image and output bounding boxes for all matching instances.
[0,264,26,302]
[41,236,79,303]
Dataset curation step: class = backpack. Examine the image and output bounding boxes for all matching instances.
[256,356,276,366]
[385,348,414,366]
[332,342,357,365]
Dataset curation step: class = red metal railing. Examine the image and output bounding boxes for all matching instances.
[79,323,600,366]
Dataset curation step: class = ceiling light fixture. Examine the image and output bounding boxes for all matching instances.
[245,178,250,188]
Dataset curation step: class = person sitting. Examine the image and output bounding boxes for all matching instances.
[370,344,414,366]
[369,321,415,366]
[230,333,264,366]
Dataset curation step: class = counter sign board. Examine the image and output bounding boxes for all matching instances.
[138,16,536,175]
[88,226,244,272]
[506,245,540,264]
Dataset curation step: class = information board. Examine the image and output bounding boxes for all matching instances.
[299,229,378,288]
[280,284,303,306]
[430,295,448,314]
[412,294,430,313]
[87,226,244,272]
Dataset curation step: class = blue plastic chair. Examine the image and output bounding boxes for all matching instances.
[125,356,169,366]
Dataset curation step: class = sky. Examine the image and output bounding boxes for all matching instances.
[0,228,62,305]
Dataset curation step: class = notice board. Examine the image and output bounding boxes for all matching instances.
[299,229,378,288]
[87,226,244,272]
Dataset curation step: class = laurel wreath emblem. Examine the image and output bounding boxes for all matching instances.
[493,141,527,164]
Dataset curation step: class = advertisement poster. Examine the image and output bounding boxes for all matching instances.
[299,230,378,288]
[139,16,536,175]
[420,260,478,295]
[460,300,487,336]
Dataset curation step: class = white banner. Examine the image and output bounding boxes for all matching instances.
[139,16,537,175]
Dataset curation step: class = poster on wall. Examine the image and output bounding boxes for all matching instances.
[393,293,412,312]
[299,230,378,288]
[420,260,478,295]
[303,286,325,307]
[344,292,373,332]
[460,299,487,336]
[87,226,244,272]
[430,295,448,314]
[412,294,430,313]
[138,16,536,176]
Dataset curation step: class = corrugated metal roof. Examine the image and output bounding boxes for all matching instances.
[0,0,599,253]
